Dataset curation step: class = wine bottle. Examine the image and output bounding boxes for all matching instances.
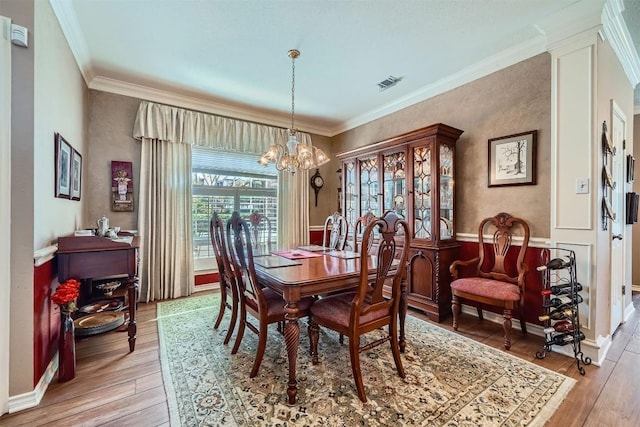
[542,294,584,308]
[549,282,583,293]
[553,319,574,333]
[536,256,572,271]
[547,331,585,346]
[539,308,573,321]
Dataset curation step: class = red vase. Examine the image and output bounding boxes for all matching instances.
[58,311,76,382]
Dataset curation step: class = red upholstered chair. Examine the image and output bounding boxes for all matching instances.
[226,211,314,378]
[308,211,410,402]
[209,212,239,345]
[449,212,530,350]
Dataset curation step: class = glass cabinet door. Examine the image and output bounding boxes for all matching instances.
[360,157,379,216]
[343,160,357,228]
[413,145,431,240]
[439,143,454,240]
[383,151,406,218]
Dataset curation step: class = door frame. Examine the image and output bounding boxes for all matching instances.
[609,99,626,335]
[0,15,12,416]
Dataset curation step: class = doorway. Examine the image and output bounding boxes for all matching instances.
[609,100,626,335]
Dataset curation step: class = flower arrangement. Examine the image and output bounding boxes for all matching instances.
[51,279,81,313]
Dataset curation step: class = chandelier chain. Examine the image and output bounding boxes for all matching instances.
[290,52,296,132]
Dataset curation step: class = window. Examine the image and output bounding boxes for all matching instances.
[192,147,278,271]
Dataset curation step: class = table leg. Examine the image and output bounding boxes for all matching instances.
[283,300,301,405]
[127,276,139,352]
[399,277,407,353]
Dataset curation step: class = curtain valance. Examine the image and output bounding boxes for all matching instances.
[132,100,312,155]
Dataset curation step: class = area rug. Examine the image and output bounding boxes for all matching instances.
[157,294,575,426]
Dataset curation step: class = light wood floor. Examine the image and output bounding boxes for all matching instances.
[2,291,639,426]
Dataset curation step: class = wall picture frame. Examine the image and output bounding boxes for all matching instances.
[55,133,72,198]
[70,149,82,201]
[488,130,537,187]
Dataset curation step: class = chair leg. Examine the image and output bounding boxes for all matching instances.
[502,309,513,350]
[309,319,320,365]
[223,287,238,345]
[349,336,367,403]
[519,306,528,335]
[452,295,459,331]
[214,286,227,330]
[390,318,405,378]
[250,322,268,378]
[339,334,344,345]
[476,305,484,321]
[231,303,247,355]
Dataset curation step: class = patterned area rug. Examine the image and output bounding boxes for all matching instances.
[157,294,575,426]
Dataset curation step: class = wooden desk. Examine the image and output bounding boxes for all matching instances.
[255,254,407,405]
[57,235,140,352]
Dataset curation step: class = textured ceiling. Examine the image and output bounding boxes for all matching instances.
[50,0,639,136]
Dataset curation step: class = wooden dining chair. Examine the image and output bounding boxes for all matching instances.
[449,212,530,350]
[351,211,376,253]
[226,211,315,378]
[308,211,410,402]
[322,211,349,250]
[247,211,272,255]
[209,212,239,345]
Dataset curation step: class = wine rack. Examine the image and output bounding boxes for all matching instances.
[535,248,592,375]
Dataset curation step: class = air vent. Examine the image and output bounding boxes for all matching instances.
[377,75,402,91]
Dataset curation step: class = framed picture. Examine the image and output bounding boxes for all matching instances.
[55,133,72,198]
[70,149,82,201]
[488,130,537,187]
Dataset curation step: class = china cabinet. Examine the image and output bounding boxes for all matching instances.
[337,123,463,321]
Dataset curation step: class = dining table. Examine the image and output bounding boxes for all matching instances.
[254,249,408,405]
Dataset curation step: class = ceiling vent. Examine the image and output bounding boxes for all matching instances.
[377,75,402,91]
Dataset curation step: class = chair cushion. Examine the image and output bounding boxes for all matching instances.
[310,292,390,329]
[450,277,520,301]
[262,288,314,317]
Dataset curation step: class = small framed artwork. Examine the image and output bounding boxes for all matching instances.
[111,160,134,211]
[70,149,82,201]
[488,130,537,187]
[54,133,72,198]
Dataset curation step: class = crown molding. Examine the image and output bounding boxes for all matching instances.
[331,35,548,136]
[49,0,94,83]
[89,76,332,137]
[601,0,640,86]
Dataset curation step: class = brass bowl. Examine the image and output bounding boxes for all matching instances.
[96,281,121,296]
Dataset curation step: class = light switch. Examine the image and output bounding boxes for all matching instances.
[576,178,589,194]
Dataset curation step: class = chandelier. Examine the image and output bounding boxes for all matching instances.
[259,49,330,173]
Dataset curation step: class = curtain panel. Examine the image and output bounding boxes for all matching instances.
[133,101,310,301]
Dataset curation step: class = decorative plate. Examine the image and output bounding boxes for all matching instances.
[79,300,123,314]
[74,312,125,336]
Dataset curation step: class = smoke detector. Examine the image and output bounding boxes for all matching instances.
[377,75,402,91]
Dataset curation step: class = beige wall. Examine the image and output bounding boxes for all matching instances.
[6,0,36,397]
[595,36,635,336]
[86,91,141,230]
[634,114,640,287]
[331,53,551,238]
[5,0,87,396]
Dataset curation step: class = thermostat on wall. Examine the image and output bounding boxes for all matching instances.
[10,24,28,48]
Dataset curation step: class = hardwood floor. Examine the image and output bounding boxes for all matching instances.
[2,290,639,426]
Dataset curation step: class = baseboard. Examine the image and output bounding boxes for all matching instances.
[459,305,608,366]
[8,352,57,413]
[194,282,219,293]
